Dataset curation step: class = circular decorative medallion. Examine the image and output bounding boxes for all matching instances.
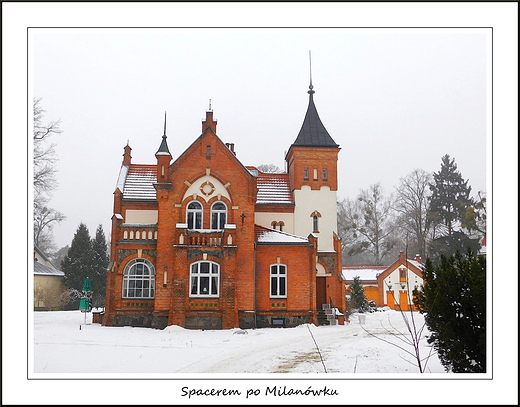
[200,181,215,196]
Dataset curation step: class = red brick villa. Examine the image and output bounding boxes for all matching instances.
[103,83,346,330]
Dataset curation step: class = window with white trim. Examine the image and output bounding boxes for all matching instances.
[190,261,219,297]
[211,201,227,229]
[122,258,155,298]
[270,264,287,298]
[187,201,203,229]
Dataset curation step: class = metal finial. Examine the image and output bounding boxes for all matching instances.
[209,99,212,111]
[163,111,167,136]
[308,50,315,94]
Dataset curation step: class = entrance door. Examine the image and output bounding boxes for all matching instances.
[316,277,327,309]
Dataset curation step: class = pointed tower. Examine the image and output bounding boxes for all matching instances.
[155,112,172,183]
[286,81,341,252]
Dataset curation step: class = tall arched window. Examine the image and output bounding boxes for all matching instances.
[187,201,203,229]
[311,211,321,233]
[211,201,227,229]
[122,258,155,298]
[190,261,220,297]
[270,264,287,298]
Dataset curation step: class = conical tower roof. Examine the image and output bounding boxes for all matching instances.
[292,85,338,148]
[156,112,171,156]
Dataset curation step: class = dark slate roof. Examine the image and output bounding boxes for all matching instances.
[156,135,171,156]
[255,172,294,205]
[34,260,65,276]
[292,88,339,148]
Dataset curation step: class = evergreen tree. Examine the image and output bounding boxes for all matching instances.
[61,223,95,308]
[91,224,109,307]
[349,276,370,313]
[414,248,486,373]
[428,155,475,261]
[429,154,473,236]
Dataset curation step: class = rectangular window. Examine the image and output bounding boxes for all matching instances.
[190,261,219,297]
[400,269,407,282]
[322,168,328,181]
[313,168,318,180]
[303,168,309,180]
[270,264,287,298]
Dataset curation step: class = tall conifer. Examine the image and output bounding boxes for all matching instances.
[91,224,109,306]
[61,223,94,307]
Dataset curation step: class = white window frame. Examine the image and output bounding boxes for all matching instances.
[122,258,155,299]
[187,200,203,229]
[211,201,227,230]
[270,264,287,298]
[190,261,220,297]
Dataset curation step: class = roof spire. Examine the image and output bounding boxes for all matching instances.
[163,111,167,136]
[308,50,315,95]
[156,111,171,156]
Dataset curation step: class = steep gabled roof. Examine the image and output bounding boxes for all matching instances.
[255,171,294,205]
[291,86,339,148]
[121,164,157,201]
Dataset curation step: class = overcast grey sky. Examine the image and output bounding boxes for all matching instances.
[31,26,489,249]
[3,2,516,253]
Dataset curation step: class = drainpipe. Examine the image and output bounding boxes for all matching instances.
[254,242,257,328]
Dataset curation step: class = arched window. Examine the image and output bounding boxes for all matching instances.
[311,211,321,233]
[270,264,287,298]
[122,258,155,298]
[211,201,227,229]
[187,201,203,229]
[190,261,219,297]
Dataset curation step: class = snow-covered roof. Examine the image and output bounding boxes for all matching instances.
[121,164,157,201]
[406,259,424,270]
[342,265,387,282]
[255,225,310,245]
[34,260,65,277]
[255,172,294,205]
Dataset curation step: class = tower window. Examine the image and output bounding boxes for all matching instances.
[313,168,318,181]
[313,215,319,233]
[322,168,328,181]
[303,168,309,180]
[206,145,211,159]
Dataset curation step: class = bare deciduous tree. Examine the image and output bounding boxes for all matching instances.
[394,169,434,258]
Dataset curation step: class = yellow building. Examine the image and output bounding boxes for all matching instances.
[34,246,66,310]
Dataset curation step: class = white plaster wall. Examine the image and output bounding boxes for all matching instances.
[293,185,338,252]
[382,267,423,304]
[182,175,231,202]
[125,210,158,224]
[254,212,295,234]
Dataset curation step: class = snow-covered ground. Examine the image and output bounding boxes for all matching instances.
[32,309,446,376]
[3,308,510,405]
